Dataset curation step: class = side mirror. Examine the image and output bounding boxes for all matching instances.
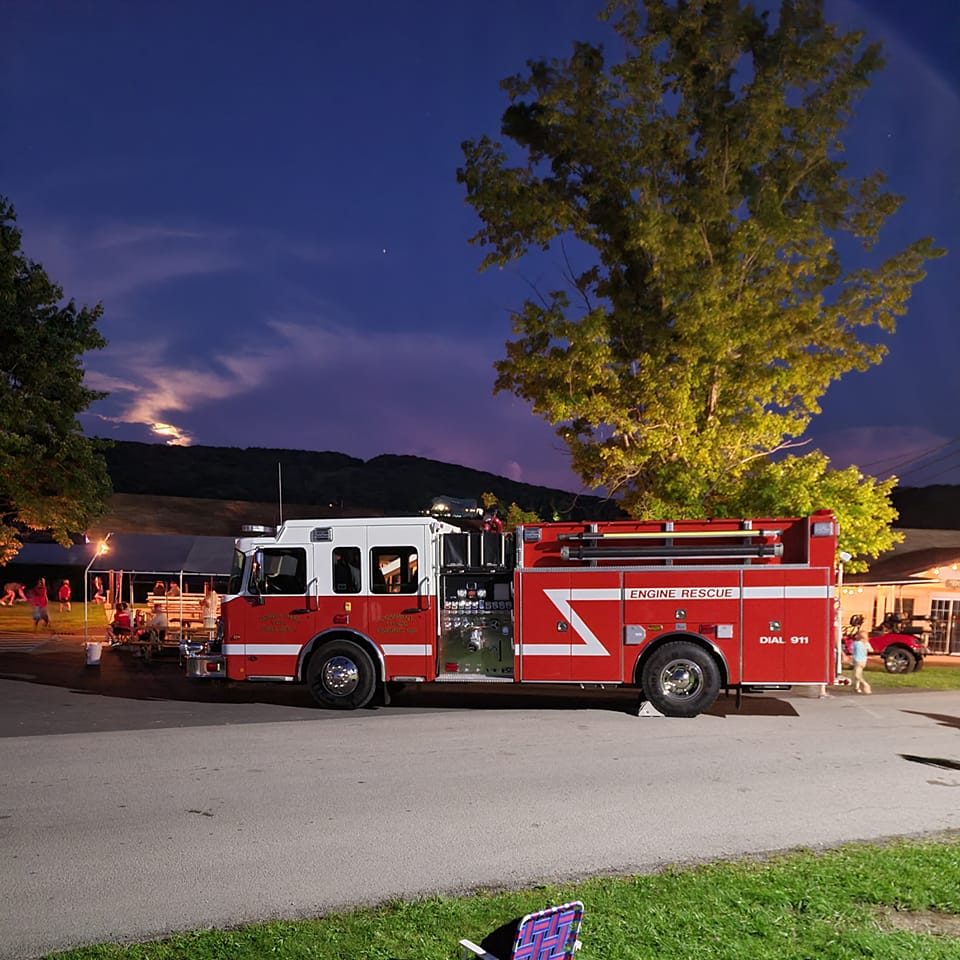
[249,550,264,604]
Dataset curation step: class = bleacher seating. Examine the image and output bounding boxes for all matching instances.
[145,593,216,630]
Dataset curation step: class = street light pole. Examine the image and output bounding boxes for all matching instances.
[83,533,111,641]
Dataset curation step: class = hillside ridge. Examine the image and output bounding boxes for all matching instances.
[101,440,623,522]
[100,441,959,530]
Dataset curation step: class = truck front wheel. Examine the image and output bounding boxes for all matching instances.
[641,641,721,717]
[306,640,376,709]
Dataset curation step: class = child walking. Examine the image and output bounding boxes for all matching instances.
[851,631,872,695]
[29,578,50,630]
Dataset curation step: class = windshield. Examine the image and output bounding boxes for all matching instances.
[228,549,245,595]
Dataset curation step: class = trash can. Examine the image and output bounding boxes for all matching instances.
[84,641,102,667]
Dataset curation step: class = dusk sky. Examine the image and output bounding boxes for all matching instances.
[5,0,959,492]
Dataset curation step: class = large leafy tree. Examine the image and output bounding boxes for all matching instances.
[458,0,942,569]
[0,198,112,563]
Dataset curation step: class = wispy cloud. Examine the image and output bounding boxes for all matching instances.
[90,225,206,247]
[18,217,246,308]
[17,214,345,316]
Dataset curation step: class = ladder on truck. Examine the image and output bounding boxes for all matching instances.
[556,523,784,564]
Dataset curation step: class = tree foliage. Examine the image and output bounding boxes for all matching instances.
[458,0,942,567]
[0,198,112,563]
[482,491,542,528]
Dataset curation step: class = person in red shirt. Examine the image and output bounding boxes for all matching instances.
[110,602,132,644]
[482,508,504,533]
[29,578,50,629]
[57,579,72,612]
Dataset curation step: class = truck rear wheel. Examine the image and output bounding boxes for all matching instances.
[306,640,376,709]
[641,641,721,717]
[883,646,917,674]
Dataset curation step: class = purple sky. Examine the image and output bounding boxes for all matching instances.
[5,0,959,491]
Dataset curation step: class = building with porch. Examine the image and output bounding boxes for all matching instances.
[841,529,960,655]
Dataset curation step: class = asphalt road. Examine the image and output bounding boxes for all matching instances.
[1,641,959,959]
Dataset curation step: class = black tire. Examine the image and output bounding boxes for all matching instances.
[640,641,721,717]
[306,640,376,709]
[883,646,917,674]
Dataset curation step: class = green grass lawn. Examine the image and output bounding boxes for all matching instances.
[0,601,108,635]
[853,663,960,691]
[44,838,960,959]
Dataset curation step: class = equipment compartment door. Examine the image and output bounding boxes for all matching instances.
[517,571,622,682]
[569,571,622,682]
[517,572,570,681]
[742,569,832,682]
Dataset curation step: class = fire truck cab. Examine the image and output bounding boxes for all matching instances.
[183,512,838,717]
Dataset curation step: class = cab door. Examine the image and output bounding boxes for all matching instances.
[364,524,435,680]
[316,527,367,635]
[241,545,311,678]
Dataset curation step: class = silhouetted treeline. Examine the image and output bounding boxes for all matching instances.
[103,441,624,521]
[892,486,960,529]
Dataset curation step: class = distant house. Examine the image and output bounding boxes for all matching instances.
[841,529,960,655]
[424,495,483,519]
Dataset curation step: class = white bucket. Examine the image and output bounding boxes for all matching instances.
[84,641,102,666]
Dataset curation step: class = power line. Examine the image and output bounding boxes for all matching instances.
[861,436,960,475]
[905,460,960,484]
[896,445,960,480]
[897,447,960,484]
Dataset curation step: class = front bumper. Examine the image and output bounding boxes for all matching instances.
[181,640,226,679]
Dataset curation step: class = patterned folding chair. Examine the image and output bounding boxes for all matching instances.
[460,901,584,960]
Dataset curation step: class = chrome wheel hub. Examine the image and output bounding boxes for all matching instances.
[322,656,359,696]
[659,659,703,699]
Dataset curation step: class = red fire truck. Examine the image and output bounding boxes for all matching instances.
[182,512,839,717]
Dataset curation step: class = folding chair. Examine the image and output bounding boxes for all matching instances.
[460,901,583,960]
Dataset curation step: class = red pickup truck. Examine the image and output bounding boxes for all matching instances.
[845,614,928,674]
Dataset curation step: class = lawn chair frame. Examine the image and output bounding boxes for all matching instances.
[460,900,583,960]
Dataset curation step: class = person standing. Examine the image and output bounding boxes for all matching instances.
[482,507,504,533]
[852,631,872,695]
[57,579,72,612]
[201,582,219,630]
[29,578,50,629]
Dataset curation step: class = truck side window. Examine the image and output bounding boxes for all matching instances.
[371,547,418,594]
[262,548,306,594]
[332,547,361,594]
